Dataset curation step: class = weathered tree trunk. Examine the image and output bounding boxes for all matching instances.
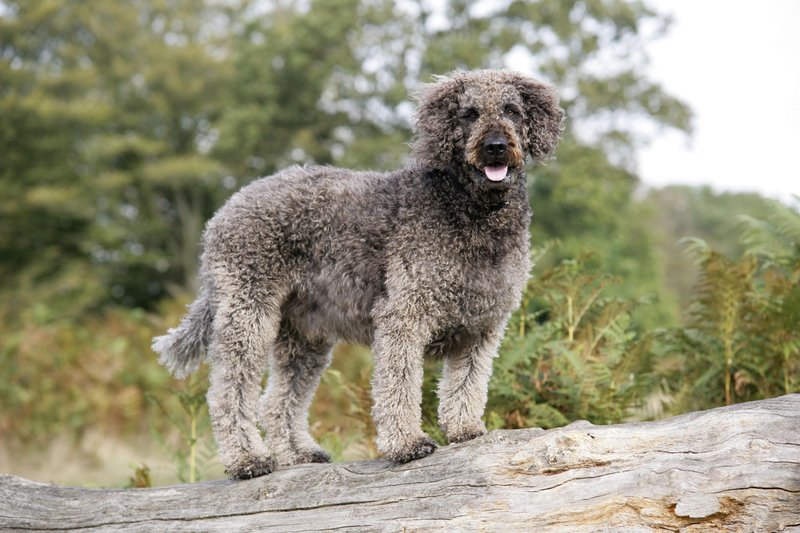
[1,395,798,532]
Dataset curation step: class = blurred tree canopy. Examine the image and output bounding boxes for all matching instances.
[1,0,234,311]
[1,0,691,315]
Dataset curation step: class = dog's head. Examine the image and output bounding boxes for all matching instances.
[411,70,564,191]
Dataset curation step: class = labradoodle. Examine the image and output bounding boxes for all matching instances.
[153,69,563,479]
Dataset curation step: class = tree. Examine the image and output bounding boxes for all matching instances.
[0,1,114,313]
[214,0,418,178]
[1,0,692,312]
[0,1,235,310]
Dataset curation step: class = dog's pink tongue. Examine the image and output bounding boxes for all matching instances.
[484,165,508,182]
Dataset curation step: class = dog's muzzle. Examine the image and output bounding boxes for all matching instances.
[481,133,510,182]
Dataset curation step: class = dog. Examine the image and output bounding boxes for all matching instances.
[153,69,563,479]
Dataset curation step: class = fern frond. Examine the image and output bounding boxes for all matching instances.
[680,236,711,265]
[739,201,800,267]
[769,201,800,243]
[525,403,569,429]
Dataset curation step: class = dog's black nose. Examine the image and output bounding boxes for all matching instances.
[483,136,508,158]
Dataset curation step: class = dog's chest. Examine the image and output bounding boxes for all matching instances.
[402,230,530,330]
[451,245,527,323]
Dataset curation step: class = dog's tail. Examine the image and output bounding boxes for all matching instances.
[152,280,214,379]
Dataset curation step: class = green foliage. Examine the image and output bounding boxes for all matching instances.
[1,1,234,308]
[485,246,653,428]
[646,186,778,311]
[530,141,678,328]
[655,199,800,413]
[215,0,415,176]
[0,305,164,446]
[148,372,216,484]
[674,238,758,407]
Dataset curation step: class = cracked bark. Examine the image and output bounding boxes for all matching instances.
[1,395,798,532]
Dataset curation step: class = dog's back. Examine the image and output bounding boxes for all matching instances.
[202,165,395,345]
[202,163,530,348]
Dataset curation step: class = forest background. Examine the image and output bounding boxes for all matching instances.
[1,0,797,487]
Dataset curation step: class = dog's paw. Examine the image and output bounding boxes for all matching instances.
[226,455,277,480]
[272,444,332,466]
[296,448,332,465]
[445,422,487,444]
[387,435,438,464]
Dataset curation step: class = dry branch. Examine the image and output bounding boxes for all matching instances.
[1,395,799,532]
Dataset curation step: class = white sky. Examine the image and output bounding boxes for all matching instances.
[638,0,800,202]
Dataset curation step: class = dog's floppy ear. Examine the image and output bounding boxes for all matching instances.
[510,74,564,162]
[411,73,465,169]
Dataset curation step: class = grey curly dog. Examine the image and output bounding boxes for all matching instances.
[153,70,563,479]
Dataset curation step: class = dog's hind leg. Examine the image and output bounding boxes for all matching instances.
[437,328,503,444]
[258,322,333,466]
[206,294,281,479]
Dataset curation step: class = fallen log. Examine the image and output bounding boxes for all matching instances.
[1,394,798,532]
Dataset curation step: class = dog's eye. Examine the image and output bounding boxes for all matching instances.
[461,108,479,122]
[504,105,521,121]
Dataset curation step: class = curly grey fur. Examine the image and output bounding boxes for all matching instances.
[152,273,214,379]
[152,69,563,479]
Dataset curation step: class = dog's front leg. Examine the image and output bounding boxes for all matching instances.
[437,328,502,444]
[371,324,437,463]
